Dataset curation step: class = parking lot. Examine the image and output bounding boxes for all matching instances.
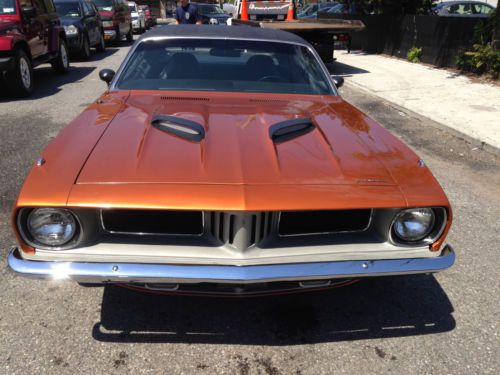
[0,38,499,374]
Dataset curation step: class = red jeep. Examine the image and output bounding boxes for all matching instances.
[0,0,69,96]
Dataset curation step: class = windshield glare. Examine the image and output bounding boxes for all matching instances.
[94,0,113,11]
[55,2,81,17]
[116,39,333,95]
[0,0,16,15]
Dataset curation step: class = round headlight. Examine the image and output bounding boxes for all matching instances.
[392,208,435,243]
[27,208,77,246]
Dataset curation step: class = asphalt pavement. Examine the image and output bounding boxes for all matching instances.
[0,39,499,375]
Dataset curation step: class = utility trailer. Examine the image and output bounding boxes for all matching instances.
[231,18,365,63]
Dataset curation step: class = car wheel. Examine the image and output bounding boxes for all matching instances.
[96,31,106,52]
[126,24,133,42]
[80,35,91,60]
[5,48,34,97]
[51,39,70,74]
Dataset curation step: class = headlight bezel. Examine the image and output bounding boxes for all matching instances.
[17,208,84,250]
[389,207,447,246]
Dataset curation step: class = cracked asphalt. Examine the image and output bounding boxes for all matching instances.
[0,39,499,374]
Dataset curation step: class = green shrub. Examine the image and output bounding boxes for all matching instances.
[407,47,422,63]
[457,44,500,79]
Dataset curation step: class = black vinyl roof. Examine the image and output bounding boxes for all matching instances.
[139,24,309,46]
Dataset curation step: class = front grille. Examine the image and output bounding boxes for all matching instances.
[100,209,372,242]
[209,212,273,248]
[101,209,203,235]
[278,210,372,236]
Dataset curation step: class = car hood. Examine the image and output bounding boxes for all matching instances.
[0,19,18,34]
[76,92,397,187]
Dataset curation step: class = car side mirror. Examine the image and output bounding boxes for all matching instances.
[85,11,95,17]
[99,69,115,86]
[22,6,37,21]
[331,75,344,88]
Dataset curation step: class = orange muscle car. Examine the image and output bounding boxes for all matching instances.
[7,25,455,296]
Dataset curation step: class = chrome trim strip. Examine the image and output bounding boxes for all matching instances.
[7,245,455,284]
[109,36,338,95]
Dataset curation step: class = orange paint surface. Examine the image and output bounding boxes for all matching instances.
[14,90,452,253]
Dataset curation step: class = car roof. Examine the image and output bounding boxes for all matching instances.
[139,25,309,46]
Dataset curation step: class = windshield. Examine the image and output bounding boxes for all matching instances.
[199,4,224,15]
[55,2,81,17]
[94,0,113,11]
[128,4,136,12]
[115,39,333,95]
[0,0,16,15]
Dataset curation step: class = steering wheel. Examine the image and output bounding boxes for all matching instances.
[258,75,285,83]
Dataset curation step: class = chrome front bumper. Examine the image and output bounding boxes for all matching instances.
[6,246,455,284]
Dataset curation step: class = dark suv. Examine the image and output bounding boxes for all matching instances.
[54,0,106,59]
[0,0,70,96]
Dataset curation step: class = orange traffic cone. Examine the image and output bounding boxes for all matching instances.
[286,0,294,22]
[240,0,249,21]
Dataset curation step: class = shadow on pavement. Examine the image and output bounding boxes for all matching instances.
[70,47,120,63]
[92,275,455,345]
[0,66,95,102]
[328,61,370,77]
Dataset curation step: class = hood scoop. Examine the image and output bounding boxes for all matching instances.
[151,115,205,142]
[269,118,315,144]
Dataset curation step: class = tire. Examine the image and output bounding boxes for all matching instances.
[51,39,70,74]
[79,35,91,60]
[126,24,133,42]
[5,48,34,97]
[96,31,106,52]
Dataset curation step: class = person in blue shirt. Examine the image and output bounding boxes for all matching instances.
[175,0,202,25]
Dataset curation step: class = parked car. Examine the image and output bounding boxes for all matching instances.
[54,0,105,59]
[138,4,155,28]
[93,0,132,44]
[0,0,70,96]
[127,1,145,33]
[432,1,495,17]
[7,26,455,296]
[197,3,230,24]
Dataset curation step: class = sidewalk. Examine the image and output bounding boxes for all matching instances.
[334,52,500,151]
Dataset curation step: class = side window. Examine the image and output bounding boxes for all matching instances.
[83,1,94,14]
[477,4,493,14]
[43,0,55,12]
